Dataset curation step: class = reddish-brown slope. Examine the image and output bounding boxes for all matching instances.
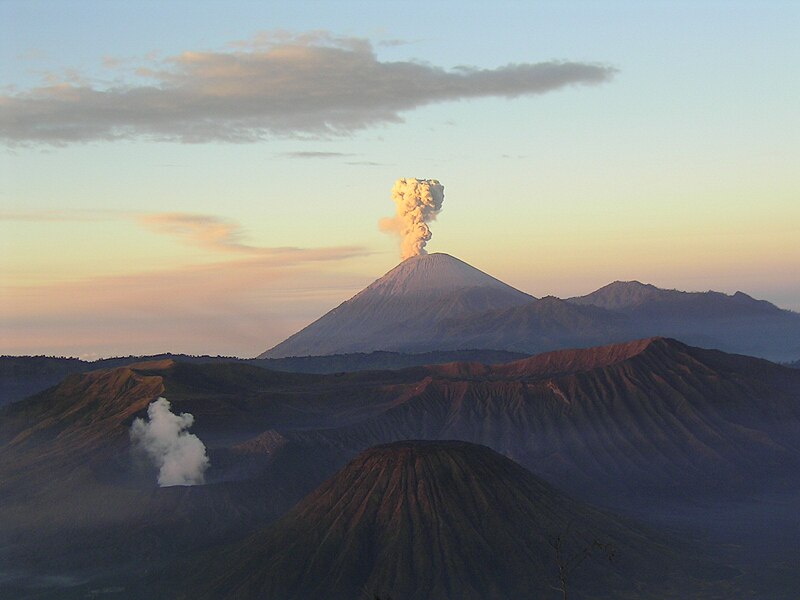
[1,338,798,595]
[4,338,798,506]
[184,441,719,600]
[0,360,355,579]
[454,336,657,378]
[2,361,166,447]
[290,338,800,502]
[0,362,168,494]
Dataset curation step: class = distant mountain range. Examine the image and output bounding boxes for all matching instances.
[3,253,800,598]
[260,253,800,362]
[4,252,795,410]
[0,349,527,408]
[279,337,800,506]
[2,338,799,597]
[5,338,798,504]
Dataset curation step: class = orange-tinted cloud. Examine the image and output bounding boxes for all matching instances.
[138,212,368,258]
[137,213,252,253]
[0,246,371,357]
[1,208,371,356]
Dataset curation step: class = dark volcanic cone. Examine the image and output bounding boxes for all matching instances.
[185,441,718,600]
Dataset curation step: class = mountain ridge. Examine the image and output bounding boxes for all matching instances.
[3,338,799,597]
[260,255,800,361]
[570,280,785,318]
[0,349,529,408]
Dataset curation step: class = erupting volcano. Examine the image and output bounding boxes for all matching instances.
[260,252,534,358]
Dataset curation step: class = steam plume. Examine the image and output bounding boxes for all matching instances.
[380,178,445,259]
[130,397,210,487]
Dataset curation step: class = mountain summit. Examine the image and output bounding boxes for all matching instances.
[568,280,665,310]
[261,254,800,361]
[184,441,710,600]
[260,253,533,358]
[570,280,782,316]
[353,252,521,297]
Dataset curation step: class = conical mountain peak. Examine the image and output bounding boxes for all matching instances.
[187,440,710,599]
[569,280,665,310]
[260,253,533,358]
[355,252,526,298]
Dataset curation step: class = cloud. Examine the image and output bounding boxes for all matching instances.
[280,151,355,159]
[0,209,130,222]
[0,246,372,357]
[0,208,372,356]
[345,161,389,167]
[0,31,617,145]
[102,55,126,69]
[377,39,412,48]
[137,212,370,259]
[2,209,358,258]
[137,212,252,253]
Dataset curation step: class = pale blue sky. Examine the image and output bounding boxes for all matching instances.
[1,1,798,357]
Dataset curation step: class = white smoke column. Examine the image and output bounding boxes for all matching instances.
[130,397,210,487]
[380,178,445,259]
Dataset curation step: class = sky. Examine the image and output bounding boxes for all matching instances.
[1,0,798,359]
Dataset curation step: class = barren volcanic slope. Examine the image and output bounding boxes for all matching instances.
[286,338,800,505]
[5,339,800,514]
[261,254,800,361]
[3,339,799,597]
[0,360,422,592]
[0,349,528,408]
[182,441,722,600]
[260,252,534,358]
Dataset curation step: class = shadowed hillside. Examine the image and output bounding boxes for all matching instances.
[179,441,728,600]
[2,339,799,598]
[287,338,800,504]
[0,349,527,408]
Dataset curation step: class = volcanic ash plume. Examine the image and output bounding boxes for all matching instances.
[380,178,445,260]
[130,397,210,487]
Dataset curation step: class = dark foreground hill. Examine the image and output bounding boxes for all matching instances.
[2,339,799,597]
[178,441,725,600]
[6,338,798,506]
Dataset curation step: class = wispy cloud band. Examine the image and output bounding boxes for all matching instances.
[0,207,372,356]
[0,32,616,145]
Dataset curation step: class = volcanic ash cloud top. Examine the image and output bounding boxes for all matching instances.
[380,178,445,260]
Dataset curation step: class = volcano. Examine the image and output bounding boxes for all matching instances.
[260,255,800,361]
[181,441,718,600]
[260,253,533,358]
[3,340,798,597]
